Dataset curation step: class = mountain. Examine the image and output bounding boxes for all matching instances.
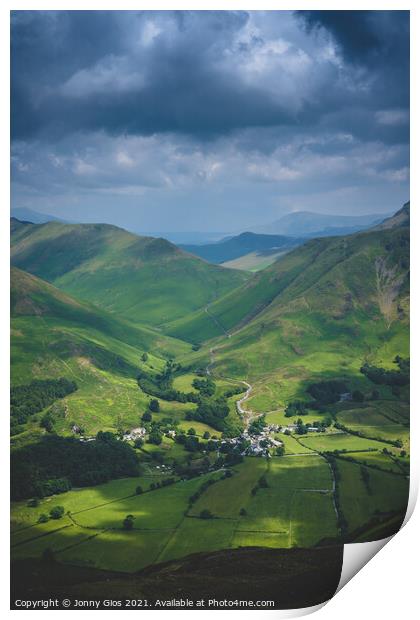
[253,210,392,237]
[139,231,230,245]
[10,220,248,327]
[371,201,410,231]
[11,207,67,224]
[166,204,409,346]
[180,232,303,265]
[11,267,190,435]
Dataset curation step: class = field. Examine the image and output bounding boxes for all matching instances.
[11,456,340,571]
[334,459,409,535]
[222,249,288,272]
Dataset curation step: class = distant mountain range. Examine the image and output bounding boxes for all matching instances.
[181,232,304,265]
[10,207,68,224]
[251,210,392,237]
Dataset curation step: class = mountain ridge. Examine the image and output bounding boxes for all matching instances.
[10,219,248,327]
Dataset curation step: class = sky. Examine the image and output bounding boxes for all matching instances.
[11,10,410,233]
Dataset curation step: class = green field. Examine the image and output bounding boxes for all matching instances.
[335,459,409,534]
[10,456,340,571]
[298,433,391,453]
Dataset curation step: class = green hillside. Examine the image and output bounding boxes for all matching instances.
[11,267,192,436]
[10,220,248,326]
[166,208,409,346]
[197,219,409,417]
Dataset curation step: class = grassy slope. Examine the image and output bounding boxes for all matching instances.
[10,220,248,326]
[222,249,289,272]
[11,267,192,435]
[166,222,409,345]
[169,215,409,420]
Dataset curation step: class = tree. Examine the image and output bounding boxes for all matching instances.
[148,430,163,445]
[134,438,144,449]
[184,435,199,452]
[27,498,39,508]
[199,509,214,519]
[38,513,49,523]
[352,390,364,402]
[40,412,55,433]
[275,445,285,456]
[149,399,160,413]
[203,431,210,439]
[49,505,65,520]
[142,411,152,422]
[187,427,196,436]
[123,514,135,530]
[141,352,148,362]
[135,485,143,495]
[239,508,247,517]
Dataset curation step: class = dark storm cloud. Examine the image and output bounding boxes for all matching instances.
[297,10,409,66]
[11,10,292,140]
[297,11,409,111]
[11,10,409,143]
[11,11,409,230]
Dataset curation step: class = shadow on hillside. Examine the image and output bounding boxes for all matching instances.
[11,545,344,610]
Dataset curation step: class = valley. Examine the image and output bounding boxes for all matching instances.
[10,204,410,584]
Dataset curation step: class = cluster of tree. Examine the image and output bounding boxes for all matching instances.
[137,358,246,435]
[11,432,139,500]
[188,477,219,508]
[248,415,266,436]
[323,454,348,535]
[137,368,199,404]
[190,397,230,432]
[192,377,216,397]
[285,401,307,418]
[360,357,409,387]
[306,380,348,409]
[223,385,246,399]
[10,378,77,428]
[251,474,269,496]
[38,505,65,523]
[175,432,201,452]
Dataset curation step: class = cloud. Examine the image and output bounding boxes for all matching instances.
[11,10,409,144]
[10,11,409,230]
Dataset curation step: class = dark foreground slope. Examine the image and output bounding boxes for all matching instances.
[11,546,343,610]
[10,219,248,326]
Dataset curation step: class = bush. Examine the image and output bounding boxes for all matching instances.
[123,514,135,530]
[49,505,65,520]
[149,399,160,412]
[199,509,214,520]
[38,513,49,523]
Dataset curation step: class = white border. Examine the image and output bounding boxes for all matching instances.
[2,2,417,618]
